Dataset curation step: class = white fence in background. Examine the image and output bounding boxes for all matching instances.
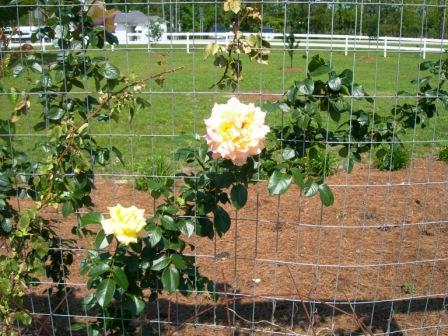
[9,32,448,58]
[164,33,448,58]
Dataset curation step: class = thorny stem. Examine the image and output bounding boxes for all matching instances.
[38,66,184,211]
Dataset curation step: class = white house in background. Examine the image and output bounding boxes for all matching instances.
[114,10,168,44]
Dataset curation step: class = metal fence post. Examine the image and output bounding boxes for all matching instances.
[186,32,190,53]
[345,36,348,56]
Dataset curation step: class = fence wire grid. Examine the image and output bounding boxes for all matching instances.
[2,0,448,335]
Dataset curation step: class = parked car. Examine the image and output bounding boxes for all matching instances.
[261,27,275,40]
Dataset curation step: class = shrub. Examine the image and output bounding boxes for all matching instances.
[135,154,174,197]
[375,145,410,171]
[303,148,339,178]
[438,146,448,162]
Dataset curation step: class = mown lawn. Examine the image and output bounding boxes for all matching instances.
[1,44,447,174]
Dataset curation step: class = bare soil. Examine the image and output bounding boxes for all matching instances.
[26,158,448,335]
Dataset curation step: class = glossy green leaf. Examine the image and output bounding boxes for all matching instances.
[151,254,170,271]
[170,254,187,270]
[88,263,110,278]
[12,64,25,78]
[62,201,74,218]
[161,215,177,231]
[303,181,319,197]
[268,171,292,195]
[318,183,334,206]
[213,206,231,235]
[99,62,120,80]
[179,220,195,237]
[95,229,112,249]
[290,168,305,188]
[162,265,180,294]
[126,294,145,315]
[112,267,129,290]
[80,212,103,228]
[230,184,247,210]
[95,278,116,307]
[296,78,314,95]
[146,224,162,246]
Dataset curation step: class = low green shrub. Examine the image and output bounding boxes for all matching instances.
[303,148,339,178]
[375,145,410,171]
[438,146,448,162]
[135,155,174,197]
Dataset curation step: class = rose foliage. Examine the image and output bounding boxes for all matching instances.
[1,0,447,335]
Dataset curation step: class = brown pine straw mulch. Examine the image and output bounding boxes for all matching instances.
[26,158,448,335]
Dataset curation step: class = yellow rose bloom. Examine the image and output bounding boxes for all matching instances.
[101,204,146,245]
[204,97,270,165]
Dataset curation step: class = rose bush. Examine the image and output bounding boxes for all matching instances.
[2,0,446,334]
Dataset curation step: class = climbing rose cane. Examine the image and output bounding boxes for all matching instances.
[101,204,146,245]
[204,97,270,165]
[87,0,117,33]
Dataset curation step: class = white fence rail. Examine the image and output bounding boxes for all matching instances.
[164,32,448,58]
[9,31,448,58]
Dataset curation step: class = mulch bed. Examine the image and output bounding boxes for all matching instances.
[25,158,448,335]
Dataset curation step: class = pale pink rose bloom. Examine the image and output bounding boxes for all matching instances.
[204,97,270,165]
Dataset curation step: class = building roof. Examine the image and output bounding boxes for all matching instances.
[115,10,165,25]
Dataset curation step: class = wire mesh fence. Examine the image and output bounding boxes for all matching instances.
[1,0,448,335]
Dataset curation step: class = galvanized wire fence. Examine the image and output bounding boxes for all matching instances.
[2,0,448,335]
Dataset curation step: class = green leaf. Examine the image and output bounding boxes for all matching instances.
[111,146,124,166]
[170,254,187,270]
[230,184,247,210]
[87,324,100,336]
[151,255,170,271]
[303,180,319,197]
[12,64,25,78]
[99,62,120,80]
[339,69,353,86]
[31,62,43,73]
[162,265,180,294]
[343,157,354,173]
[126,294,145,315]
[31,236,49,257]
[88,263,110,278]
[70,323,85,331]
[80,212,103,228]
[95,229,112,249]
[174,147,194,161]
[179,220,195,237]
[308,55,330,77]
[46,107,65,121]
[282,147,296,160]
[62,201,74,218]
[146,224,162,246]
[303,181,319,197]
[290,168,304,188]
[328,76,342,91]
[215,172,234,188]
[161,215,177,231]
[112,267,129,290]
[318,184,334,206]
[96,278,116,307]
[268,171,292,195]
[296,78,314,95]
[352,84,366,98]
[214,206,231,236]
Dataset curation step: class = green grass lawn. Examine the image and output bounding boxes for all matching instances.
[1,45,447,174]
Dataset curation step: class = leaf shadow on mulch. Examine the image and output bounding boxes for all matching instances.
[25,283,447,336]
